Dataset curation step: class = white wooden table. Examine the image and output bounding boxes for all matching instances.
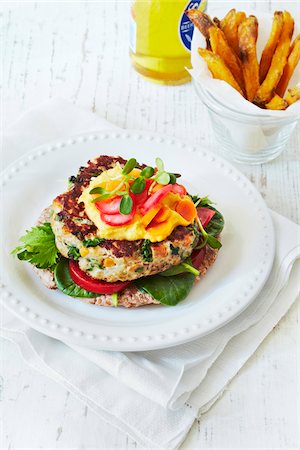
[2,1,299,449]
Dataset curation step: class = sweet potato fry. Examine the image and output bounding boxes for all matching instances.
[220,9,240,55]
[208,26,245,92]
[238,16,260,102]
[259,11,284,83]
[276,34,300,97]
[254,11,294,106]
[284,86,300,106]
[235,11,247,28]
[213,17,221,28]
[198,48,244,96]
[265,94,288,110]
[186,9,215,39]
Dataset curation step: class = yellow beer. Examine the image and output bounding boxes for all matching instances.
[129,0,207,85]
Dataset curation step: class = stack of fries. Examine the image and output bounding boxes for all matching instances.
[187,9,300,110]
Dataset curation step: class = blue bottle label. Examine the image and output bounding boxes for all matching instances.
[179,0,205,51]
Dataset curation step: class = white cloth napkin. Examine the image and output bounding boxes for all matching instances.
[1,99,300,450]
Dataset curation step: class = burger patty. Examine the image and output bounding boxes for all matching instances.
[50,156,200,282]
[34,245,218,308]
[35,208,218,307]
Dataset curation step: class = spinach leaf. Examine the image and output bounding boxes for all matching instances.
[160,261,199,277]
[204,207,224,237]
[190,194,214,207]
[134,273,195,306]
[54,258,98,298]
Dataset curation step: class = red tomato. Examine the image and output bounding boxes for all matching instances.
[69,261,131,294]
[101,208,136,226]
[141,185,173,215]
[171,183,186,196]
[197,207,215,228]
[95,196,121,215]
[191,247,206,270]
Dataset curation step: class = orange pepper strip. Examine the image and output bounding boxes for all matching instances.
[141,204,161,227]
[152,206,171,224]
[129,168,141,178]
[151,183,164,193]
[175,199,197,222]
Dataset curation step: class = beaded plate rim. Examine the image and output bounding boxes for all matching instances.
[0,130,275,351]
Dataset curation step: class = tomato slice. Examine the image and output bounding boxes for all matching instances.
[141,185,173,215]
[197,207,215,228]
[101,208,136,226]
[171,183,186,196]
[191,247,206,270]
[95,196,121,215]
[69,260,131,294]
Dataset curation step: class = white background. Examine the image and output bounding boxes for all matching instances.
[2,0,300,449]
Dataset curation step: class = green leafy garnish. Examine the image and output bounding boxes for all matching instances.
[197,218,222,249]
[155,157,164,172]
[130,177,146,194]
[140,166,154,178]
[190,196,224,249]
[156,172,170,185]
[193,195,214,207]
[134,272,195,306]
[89,187,105,195]
[67,246,81,260]
[82,237,104,247]
[54,258,98,298]
[91,193,111,203]
[169,173,177,184]
[141,239,153,262]
[153,157,169,186]
[11,223,59,270]
[120,194,133,215]
[122,158,137,175]
[151,158,180,188]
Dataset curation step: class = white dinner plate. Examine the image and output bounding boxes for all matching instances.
[0,130,275,351]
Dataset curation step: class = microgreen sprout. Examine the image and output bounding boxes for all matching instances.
[196,216,222,249]
[89,157,182,215]
[122,158,137,175]
[130,177,146,194]
[120,194,133,215]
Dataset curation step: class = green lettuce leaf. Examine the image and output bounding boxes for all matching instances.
[12,223,59,270]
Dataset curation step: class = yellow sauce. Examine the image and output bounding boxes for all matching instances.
[79,164,195,242]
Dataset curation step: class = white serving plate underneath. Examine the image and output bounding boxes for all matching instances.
[0,131,275,351]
